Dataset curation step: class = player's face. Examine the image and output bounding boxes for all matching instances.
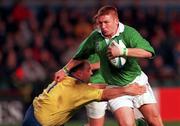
[96,14,119,38]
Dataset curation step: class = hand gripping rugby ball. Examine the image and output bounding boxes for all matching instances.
[109,40,126,68]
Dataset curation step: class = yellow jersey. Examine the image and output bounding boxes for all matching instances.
[33,76,103,126]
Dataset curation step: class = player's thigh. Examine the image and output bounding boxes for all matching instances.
[114,107,136,126]
[108,95,134,111]
[85,101,107,119]
[108,96,135,126]
[139,103,162,122]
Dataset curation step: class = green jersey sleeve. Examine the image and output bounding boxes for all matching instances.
[123,26,155,57]
[73,31,97,60]
[88,54,106,83]
[88,53,100,64]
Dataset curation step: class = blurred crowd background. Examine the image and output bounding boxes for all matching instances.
[0,0,180,121]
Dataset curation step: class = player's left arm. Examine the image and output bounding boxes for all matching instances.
[125,27,155,59]
[107,26,156,59]
[125,48,152,58]
[107,44,152,59]
[101,83,146,100]
[88,83,107,89]
[107,36,154,59]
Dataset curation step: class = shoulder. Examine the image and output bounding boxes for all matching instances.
[124,25,138,33]
[122,25,141,39]
[83,30,100,41]
[60,76,77,85]
[84,29,102,43]
[90,29,102,38]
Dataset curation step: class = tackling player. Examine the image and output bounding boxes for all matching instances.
[23,60,146,126]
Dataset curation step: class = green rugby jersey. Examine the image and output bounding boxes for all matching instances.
[88,54,105,83]
[74,23,155,86]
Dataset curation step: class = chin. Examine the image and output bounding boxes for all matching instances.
[102,32,110,37]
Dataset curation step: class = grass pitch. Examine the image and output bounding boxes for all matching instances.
[65,119,180,126]
[0,120,179,126]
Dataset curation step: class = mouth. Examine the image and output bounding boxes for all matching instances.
[102,30,108,35]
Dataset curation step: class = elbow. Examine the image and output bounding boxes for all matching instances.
[101,92,107,100]
[144,52,153,58]
[147,52,153,58]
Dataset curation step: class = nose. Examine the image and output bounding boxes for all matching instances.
[101,23,106,29]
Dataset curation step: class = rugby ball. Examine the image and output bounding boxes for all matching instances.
[109,40,126,68]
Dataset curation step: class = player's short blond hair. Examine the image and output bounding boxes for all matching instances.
[94,5,119,21]
[70,60,90,74]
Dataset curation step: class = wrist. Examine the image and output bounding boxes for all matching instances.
[116,45,128,56]
[63,66,70,75]
[122,48,128,56]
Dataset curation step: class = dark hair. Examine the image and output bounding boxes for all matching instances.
[94,5,118,21]
[69,60,90,74]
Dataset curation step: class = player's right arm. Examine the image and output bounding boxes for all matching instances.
[101,83,146,100]
[55,31,97,82]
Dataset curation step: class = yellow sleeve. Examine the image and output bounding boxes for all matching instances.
[75,84,103,103]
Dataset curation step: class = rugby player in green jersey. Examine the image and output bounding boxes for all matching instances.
[55,6,163,126]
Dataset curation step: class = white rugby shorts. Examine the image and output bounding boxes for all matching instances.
[85,71,156,118]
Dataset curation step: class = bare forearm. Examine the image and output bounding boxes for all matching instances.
[90,62,100,71]
[127,48,152,58]
[101,87,126,100]
[101,84,146,100]
[89,83,107,89]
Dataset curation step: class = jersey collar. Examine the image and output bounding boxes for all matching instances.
[97,22,125,39]
[68,74,84,83]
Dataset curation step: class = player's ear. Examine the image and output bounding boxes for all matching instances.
[115,18,119,24]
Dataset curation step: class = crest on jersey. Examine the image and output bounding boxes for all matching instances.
[118,40,126,48]
[95,41,100,52]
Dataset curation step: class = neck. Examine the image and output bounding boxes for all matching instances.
[69,73,84,82]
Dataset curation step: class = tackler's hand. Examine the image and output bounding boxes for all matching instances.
[54,68,67,82]
[124,83,147,96]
